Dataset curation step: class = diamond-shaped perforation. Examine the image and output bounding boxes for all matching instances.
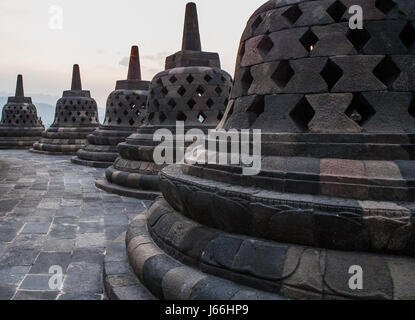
[169,75,178,84]
[156,78,163,86]
[290,97,315,131]
[240,68,254,94]
[256,35,274,56]
[271,60,294,89]
[159,112,167,123]
[204,74,213,83]
[206,98,214,108]
[326,0,347,22]
[321,59,344,91]
[196,86,205,96]
[186,75,195,84]
[282,5,303,25]
[197,112,207,123]
[345,93,376,126]
[215,86,223,95]
[251,15,263,31]
[247,96,265,127]
[187,99,197,110]
[375,0,396,15]
[177,86,187,97]
[300,29,319,53]
[347,28,371,52]
[400,23,415,49]
[168,99,177,109]
[409,98,415,119]
[373,56,401,88]
[177,111,187,122]
[161,87,168,97]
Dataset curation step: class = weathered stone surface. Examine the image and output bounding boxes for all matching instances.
[96,3,231,199]
[0,75,44,149]
[72,46,150,168]
[31,65,99,155]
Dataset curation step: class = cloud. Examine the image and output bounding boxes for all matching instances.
[142,52,171,62]
[119,56,129,67]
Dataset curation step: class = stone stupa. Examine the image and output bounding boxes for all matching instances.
[123,0,415,300]
[71,46,150,168]
[0,75,44,149]
[95,2,232,199]
[31,65,99,155]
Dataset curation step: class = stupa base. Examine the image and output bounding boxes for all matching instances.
[125,197,415,300]
[0,137,41,149]
[124,209,285,300]
[95,178,160,200]
[71,156,113,168]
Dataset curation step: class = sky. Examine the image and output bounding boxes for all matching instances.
[0,0,266,108]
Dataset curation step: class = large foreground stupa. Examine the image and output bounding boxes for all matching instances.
[0,75,44,148]
[123,0,415,300]
[71,46,150,168]
[31,65,99,155]
[95,2,232,199]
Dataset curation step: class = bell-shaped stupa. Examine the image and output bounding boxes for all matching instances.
[31,65,99,155]
[0,75,44,148]
[121,0,415,300]
[96,2,232,199]
[72,46,150,168]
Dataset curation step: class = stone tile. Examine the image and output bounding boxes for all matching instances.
[30,252,72,274]
[0,266,31,285]
[13,290,59,300]
[0,284,16,300]
[43,238,75,252]
[21,222,51,235]
[19,274,59,291]
[62,262,103,295]
[75,233,106,248]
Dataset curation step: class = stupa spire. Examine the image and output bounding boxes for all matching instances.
[181,2,201,51]
[15,74,24,97]
[71,64,82,91]
[127,46,142,81]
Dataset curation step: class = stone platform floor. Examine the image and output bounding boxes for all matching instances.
[0,150,151,300]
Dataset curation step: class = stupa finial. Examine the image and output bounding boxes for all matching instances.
[71,64,82,91]
[181,2,201,51]
[127,46,142,81]
[15,74,24,97]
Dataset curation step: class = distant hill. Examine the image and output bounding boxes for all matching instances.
[0,95,105,129]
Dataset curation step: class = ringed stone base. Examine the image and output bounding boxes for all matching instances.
[129,198,415,300]
[103,232,155,300]
[71,156,113,169]
[95,178,161,201]
[125,211,285,300]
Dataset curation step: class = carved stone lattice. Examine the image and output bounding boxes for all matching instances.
[72,46,150,168]
[122,0,415,301]
[31,65,99,155]
[95,3,232,198]
[0,75,44,149]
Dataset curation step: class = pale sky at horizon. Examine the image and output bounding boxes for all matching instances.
[0,0,266,108]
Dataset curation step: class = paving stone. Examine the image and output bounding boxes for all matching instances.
[76,233,106,248]
[62,262,103,295]
[0,284,16,300]
[0,150,147,300]
[0,266,31,285]
[19,274,58,291]
[21,222,51,235]
[13,290,59,300]
[29,252,72,274]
